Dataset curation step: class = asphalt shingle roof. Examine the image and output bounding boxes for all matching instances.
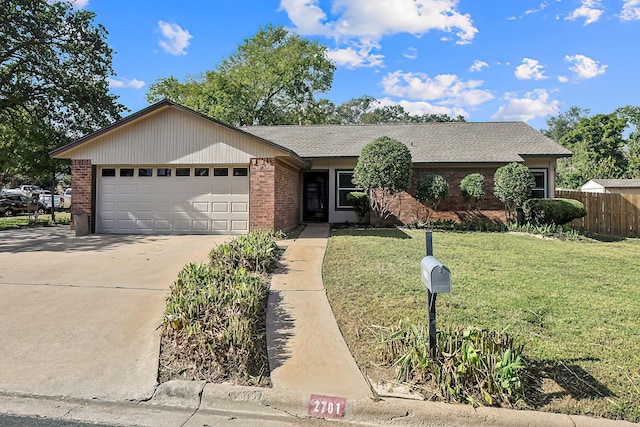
[588,179,640,187]
[242,121,572,163]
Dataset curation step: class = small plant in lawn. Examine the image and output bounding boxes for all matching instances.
[377,321,526,407]
[415,174,449,224]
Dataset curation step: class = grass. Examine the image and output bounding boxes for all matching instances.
[323,228,640,422]
[0,212,71,230]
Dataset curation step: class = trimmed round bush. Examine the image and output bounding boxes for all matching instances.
[416,174,449,210]
[494,163,534,221]
[522,198,587,226]
[459,173,486,209]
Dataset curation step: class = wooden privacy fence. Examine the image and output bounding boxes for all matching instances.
[555,190,640,237]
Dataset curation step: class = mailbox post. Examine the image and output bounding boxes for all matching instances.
[420,231,451,358]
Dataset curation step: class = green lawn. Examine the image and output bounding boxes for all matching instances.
[323,229,640,421]
[0,212,71,230]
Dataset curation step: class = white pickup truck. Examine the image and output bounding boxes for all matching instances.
[61,188,72,209]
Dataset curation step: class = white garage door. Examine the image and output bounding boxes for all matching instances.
[97,166,249,234]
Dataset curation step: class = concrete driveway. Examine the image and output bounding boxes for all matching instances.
[0,227,230,402]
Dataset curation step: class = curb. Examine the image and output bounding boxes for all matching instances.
[150,381,639,427]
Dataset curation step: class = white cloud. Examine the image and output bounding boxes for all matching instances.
[378,97,468,118]
[49,0,88,8]
[280,0,478,44]
[564,54,607,78]
[381,71,494,111]
[469,60,488,72]
[158,21,193,56]
[565,0,604,25]
[108,77,146,90]
[403,47,418,60]
[492,89,560,122]
[514,58,547,80]
[327,42,385,68]
[621,0,640,20]
[558,75,569,83]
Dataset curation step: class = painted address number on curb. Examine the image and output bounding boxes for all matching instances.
[308,394,347,419]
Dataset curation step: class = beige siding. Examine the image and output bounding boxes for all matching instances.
[66,107,287,164]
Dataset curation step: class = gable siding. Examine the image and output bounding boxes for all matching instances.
[65,108,286,164]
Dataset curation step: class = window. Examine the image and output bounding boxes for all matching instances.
[336,170,364,209]
[101,168,116,177]
[138,168,153,177]
[176,168,190,177]
[214,168,229,176]
[233,167,248,177]
[120,168,134,177]
[157,168,172,177]
[530,169,548,198]
[195,168,209,177]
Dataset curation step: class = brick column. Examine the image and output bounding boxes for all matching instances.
[274,159,300,231]
[71,159,93,231]
[249,158,276,231]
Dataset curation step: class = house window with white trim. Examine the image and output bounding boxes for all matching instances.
[530,169,548,198]
[336,170,364,209]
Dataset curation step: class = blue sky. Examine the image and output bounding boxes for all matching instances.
[72,0,640,130]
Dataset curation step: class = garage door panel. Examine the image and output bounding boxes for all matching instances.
[97,165,250,234]
[231,202,248,213]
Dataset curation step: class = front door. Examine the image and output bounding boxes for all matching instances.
[303,171,329,222]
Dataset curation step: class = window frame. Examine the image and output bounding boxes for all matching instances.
[157,167,172,177]
[119,168,134,177]
[138,168,153,177]
[214,167,229,177]
[194,167,209,177]
[101,168,116,177]
[175,168,191,177]
[530,168,548,199]
[335,169,365,210]
[233,167,248,177]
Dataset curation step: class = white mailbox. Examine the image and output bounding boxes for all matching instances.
[421,256,451,293]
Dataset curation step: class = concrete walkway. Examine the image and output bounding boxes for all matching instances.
[266,223,371,400]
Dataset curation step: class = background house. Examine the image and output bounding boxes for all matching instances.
[581,179,640,194]
[51,100,571,234]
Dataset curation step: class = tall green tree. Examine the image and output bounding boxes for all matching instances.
[542,106,590,142]
[616,105,640,178]
[557,113,628,188]
[1,0,125,183]
[148,25,336,126]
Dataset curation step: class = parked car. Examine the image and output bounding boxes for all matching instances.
[0,194,46,217]
[39,194,65,211]
[61,188,72,209]
[19,185,42,195]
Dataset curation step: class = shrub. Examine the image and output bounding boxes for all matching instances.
[460,173,486,210]
[353,136,413,223]
[493,163,534,223]
[346,191,370,223]
[415,174,449,223]
[161,230,282,383]
[377,321,526,407]
[521,198,586,226]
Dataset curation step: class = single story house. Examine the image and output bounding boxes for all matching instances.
[51,100,572,234]
[581,179,640,194]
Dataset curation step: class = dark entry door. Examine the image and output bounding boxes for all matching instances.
[303,171,329,222]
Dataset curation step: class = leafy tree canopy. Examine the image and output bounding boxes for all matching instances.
[148,24,336,126]
[1,0,125,184]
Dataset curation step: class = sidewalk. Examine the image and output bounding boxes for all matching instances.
[266,223,371,400]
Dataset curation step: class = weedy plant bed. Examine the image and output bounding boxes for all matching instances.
[323,229,640,422]
[159,230,282,385]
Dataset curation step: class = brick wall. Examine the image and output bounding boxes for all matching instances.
[71,159,93,230]
[249,158,301,232]
[249,158,276,230]
[387,167,503,224]
[274,159,300,231]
